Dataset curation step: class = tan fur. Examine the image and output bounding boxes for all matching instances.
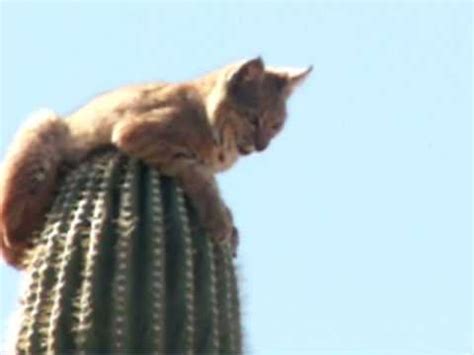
[0,58,311,267]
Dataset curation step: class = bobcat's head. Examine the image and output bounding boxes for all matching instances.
[207,57,312,155]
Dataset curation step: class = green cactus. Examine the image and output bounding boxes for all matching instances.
[13,150,242,354]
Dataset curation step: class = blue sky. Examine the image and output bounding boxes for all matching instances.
[0,1,472,354]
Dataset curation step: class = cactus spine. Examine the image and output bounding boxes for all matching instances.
[14,150,242,354]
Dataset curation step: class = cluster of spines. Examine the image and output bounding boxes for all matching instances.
[13,150,242,354]
[145,168,166,350]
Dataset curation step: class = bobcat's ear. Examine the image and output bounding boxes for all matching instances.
[226,57,265,106]
[267,65,313,94]
[227,57,265,86]
[286,66,312,89]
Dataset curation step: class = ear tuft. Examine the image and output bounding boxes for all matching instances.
[266,65,313,93]
[287,65,313,88]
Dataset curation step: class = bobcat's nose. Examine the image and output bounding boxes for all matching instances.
[254,120,270,151]
[255,138,269,152]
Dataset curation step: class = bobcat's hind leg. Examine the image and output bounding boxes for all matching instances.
[0,109,69,267]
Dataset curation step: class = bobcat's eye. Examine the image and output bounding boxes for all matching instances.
[271,122,283,131]
[248,113,259,127]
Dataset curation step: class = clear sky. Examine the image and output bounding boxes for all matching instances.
[0,1,472,354]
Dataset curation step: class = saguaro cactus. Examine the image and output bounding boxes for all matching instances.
[13,150,242,354]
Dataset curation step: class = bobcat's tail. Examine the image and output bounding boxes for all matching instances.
[0,109,70,268]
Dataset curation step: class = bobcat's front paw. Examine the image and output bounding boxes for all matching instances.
[206,208,233,243]
[204,205,238,256]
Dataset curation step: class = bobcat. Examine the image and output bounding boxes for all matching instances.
[0,57,311,267]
